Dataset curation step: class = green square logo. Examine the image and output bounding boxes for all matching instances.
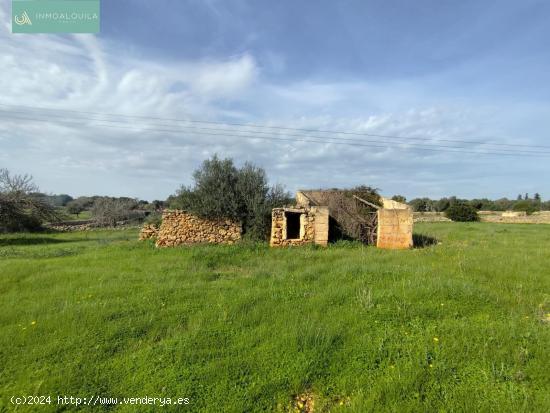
[12,0,100,33]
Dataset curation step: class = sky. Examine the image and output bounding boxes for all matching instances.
[1,0,549,201]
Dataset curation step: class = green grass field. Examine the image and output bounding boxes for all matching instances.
[1,223,549,412]
[57,208,92,221]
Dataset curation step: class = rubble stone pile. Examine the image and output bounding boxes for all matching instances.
[155,210,241,247]
[48,222,93,232]
[139,224,159,240]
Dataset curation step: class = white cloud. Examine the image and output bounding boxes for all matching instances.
[0,0,548,201]
[193,54,258,97]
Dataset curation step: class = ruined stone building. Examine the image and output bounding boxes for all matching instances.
[270,190,413,249]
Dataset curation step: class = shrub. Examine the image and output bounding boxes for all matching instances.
[0,168,59,232]
[409,198,435,212]
[512,200,537,215]
[144,211,162,227]
[445,202,479,222]
[66,200,85,217]
[391,195,406,203]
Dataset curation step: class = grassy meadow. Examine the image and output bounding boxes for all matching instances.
[0,223,549,412]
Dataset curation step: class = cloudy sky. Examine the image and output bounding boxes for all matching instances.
[1,0,549,201]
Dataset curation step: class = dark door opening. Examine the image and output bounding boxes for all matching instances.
[285,212,302,239]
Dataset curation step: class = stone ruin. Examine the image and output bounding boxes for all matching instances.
[139,190,413,249]
[270,190,413,249]
[376,199,414,249]
[270,206,329,247]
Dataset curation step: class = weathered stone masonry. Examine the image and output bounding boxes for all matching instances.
[270,191,413,249]
[270,206,329,247]
[376,208,413,249]
[155,210,241,247]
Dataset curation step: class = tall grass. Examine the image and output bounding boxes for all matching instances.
[0,223,549,412]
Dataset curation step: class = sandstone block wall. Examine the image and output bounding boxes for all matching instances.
[377,208,413,249]
[381,197,410,210]
[313,207,329,246]
[155,210,241,247]
[270,207,329,247]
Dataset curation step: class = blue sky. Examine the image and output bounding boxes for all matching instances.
[1,0,549,200]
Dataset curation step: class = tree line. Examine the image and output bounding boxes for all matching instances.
[397,195,549,214]
[2,160,548,236]
[0,157,292,240]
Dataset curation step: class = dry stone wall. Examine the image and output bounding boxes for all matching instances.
[139,224,159,240]
[413,212,452,222]
[479,211,550,224]
[155,210,241,247]
[414,210,550,224]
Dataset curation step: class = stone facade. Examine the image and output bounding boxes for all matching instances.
[155,210,241,247]
[271,191,414,249]
[270,206,329,247]
[376,208,414,249]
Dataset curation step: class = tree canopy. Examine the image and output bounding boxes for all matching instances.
[0,168,59,232]
[168,156,291,240]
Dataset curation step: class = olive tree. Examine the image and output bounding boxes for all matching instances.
[169,156,291,240]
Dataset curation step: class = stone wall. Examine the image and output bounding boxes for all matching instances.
[501,211,527,218]
[377,208,414,249]
[270,206,329,247]
[155,210,241,247]
[413,212,452,222]
[479,211,550,224]
[139,224,159,240]
[414,210,550,224]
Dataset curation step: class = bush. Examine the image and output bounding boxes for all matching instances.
[445,202,479,222]
[512,200,537,215]
[0,169,59,232]
[409,198,435,212]
[391,195,406,203]
[144,211,162,227]
[66,200,85,217]
[0,197,42,232]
